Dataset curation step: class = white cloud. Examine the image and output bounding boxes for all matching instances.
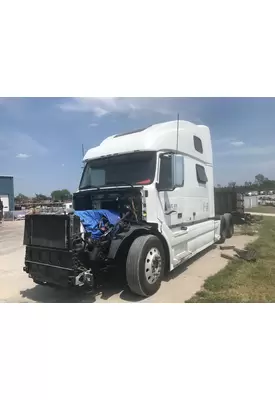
[58,97,176,118]
[89,122,99,127]
[93,107,109,117]
[230,140,245,147]
[16,153,31,159]
[214,137,240,144]
[0,132,48,157]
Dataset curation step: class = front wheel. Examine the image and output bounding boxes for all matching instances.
[126,235,165,297]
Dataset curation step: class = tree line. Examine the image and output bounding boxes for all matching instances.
[217,174,275,192]
[15,189,72,203]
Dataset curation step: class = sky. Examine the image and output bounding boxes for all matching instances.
[1,97,275,196]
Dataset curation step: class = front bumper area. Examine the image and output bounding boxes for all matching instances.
[23,246,94,289]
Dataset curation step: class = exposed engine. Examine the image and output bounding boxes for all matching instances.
[73,188,142,218]
[71,188,143,268]
[23,188,145,290]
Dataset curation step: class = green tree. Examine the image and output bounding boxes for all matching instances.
[228,181,236,188]
[244,181,252,187]
[35,193,49,201]
[51,189,72,202]
[15,193,29,203]
[254,174,265,186]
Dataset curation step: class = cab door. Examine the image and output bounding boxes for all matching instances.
[156,153,190,266]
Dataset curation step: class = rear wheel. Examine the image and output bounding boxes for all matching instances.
[126,235,165,297]
[224,213,234,238]
[217,216,227,244]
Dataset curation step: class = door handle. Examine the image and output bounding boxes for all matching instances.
[165,210,177,215]
[181,225,188,231]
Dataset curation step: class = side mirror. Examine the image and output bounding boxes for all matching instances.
[172,154,184,187]
[157,153,184,191]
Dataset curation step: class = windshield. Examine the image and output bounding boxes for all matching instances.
[79,151,156,189]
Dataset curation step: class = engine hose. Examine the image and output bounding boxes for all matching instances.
[131,199,138,221]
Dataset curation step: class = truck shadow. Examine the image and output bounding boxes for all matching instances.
[19,269,142,303]
[19,245,216,303]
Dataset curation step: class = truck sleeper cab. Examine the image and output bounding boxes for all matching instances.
[23,120,234,297]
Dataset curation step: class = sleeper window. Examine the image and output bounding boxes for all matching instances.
[196,164,208,184]
[194,136,203,153]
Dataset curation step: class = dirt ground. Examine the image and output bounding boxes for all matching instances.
[0,221,256,303]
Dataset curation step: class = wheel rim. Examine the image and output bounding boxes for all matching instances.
[145,247,162,285]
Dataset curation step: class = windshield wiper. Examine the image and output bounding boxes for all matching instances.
[103,181,134,188]
[79,185,100,190]
[81,181,135,190]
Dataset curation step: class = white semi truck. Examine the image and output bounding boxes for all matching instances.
[23,120,237,297]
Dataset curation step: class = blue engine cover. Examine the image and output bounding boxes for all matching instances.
[74,210,121,238]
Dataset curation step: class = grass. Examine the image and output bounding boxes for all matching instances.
[237,224,259,236]
[245,206,275,214]
[187,217,275,303]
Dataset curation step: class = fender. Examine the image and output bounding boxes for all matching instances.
[107,224,171,270]
[108,225,154,259]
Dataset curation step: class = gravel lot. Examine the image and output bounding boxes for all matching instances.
[0,221,256,303]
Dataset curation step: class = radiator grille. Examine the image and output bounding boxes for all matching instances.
[24,214,80,249]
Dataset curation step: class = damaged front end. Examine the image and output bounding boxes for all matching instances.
[23,188,145,290]
[23,213,96,288]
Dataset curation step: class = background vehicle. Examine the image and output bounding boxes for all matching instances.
[23,120,237,297]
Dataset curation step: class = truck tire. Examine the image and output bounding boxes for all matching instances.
[33,279,47,286]
[126,235,165,297]
[217,215,227,244]
[224,213,234,238]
